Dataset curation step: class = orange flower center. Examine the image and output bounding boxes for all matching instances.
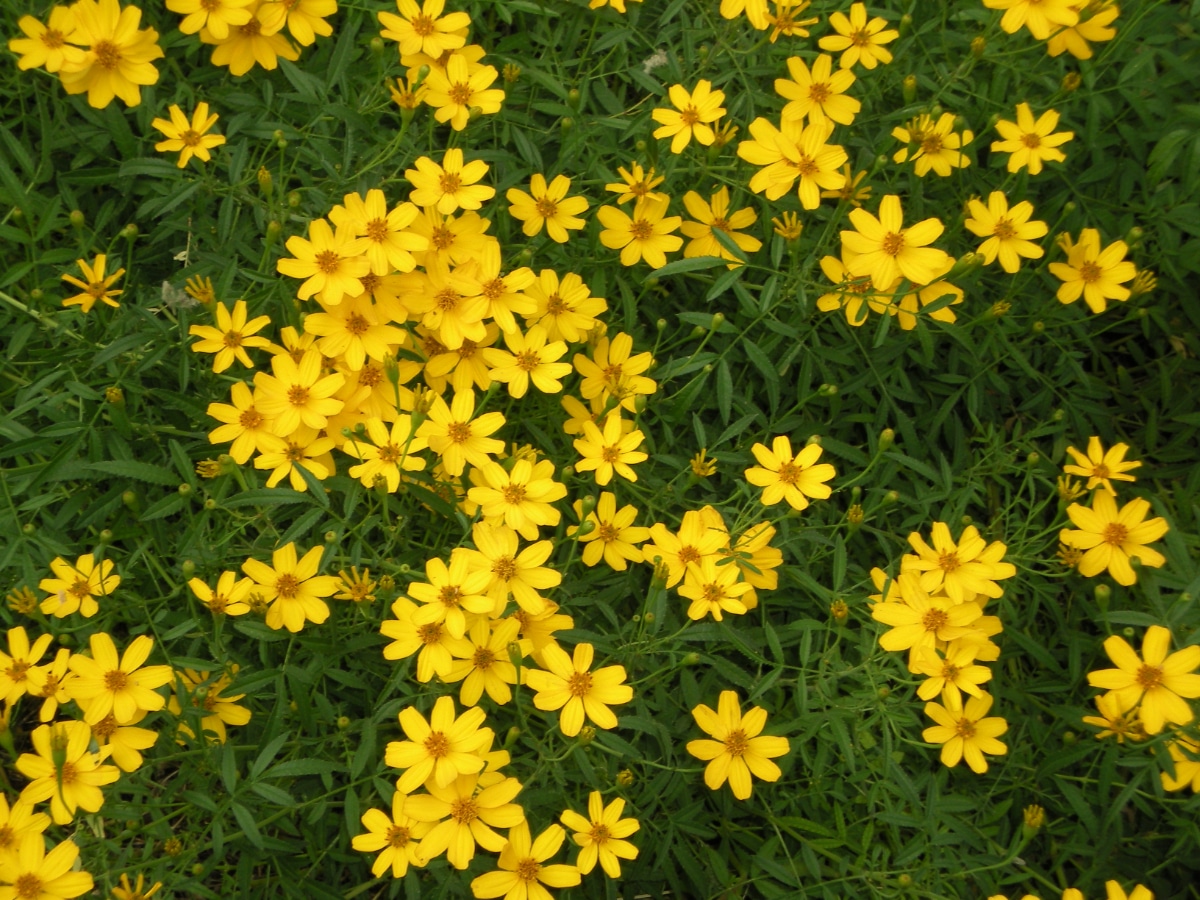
[450,797,479,823]
[954,718,976,739]
[276,573,300,599]
[345,312,370,336]
[597,523,621,543]
[430,225,455,250]
[515,858,542,883]
[41,29,66,49]
[793,154,820,177]
[360,364,383,387]
[776,461,802,485]
[68,577,91,599]
[473,647,496,669]
[14,874,43,900]
[600,445,621,463]
[417,623,443,645]
[423,731,450,758]
[315,250,341,274]
[491,557,516,581]
[92,714,118,739]
[590,823,611,842]
[59,761,78,785]
[1135,663,1163,690]
[181,129,203,148]
[922,609,949,632]
[239,407,264,428]
[386,824,411,848]
[808,83,831,104]
[630,219,654,241]
[409,13,435,36]
[240,17,263,37]
[440,172,462,194]
[448,82,473,105]
[544,293,566,316]
[992,219,1016,240]
[723,728,749,757]
[1078,261,1103,283]
[702,583,724,603]
[93,39,120,70]
[679,105,700,126]
[222,330,244,348]
[535,197,559,218]
[438,585,463,608]
[1102,523,1128,546]
[286,384,310,407]
[850,28,873,47]
[377,443,401,464]
[446,422,472,444]
[502,484,527,505]
[435,288,461,311]
[7,660,31,681]
[104,669,129,691]
[284,442,305,463]
[677,546,700,565]
[365,219,389,243]
[938,552,960,573]
[881,232,905,256]
[567,671,593,697]
[515,350,541,372]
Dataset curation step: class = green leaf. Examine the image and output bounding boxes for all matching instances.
[85,460,180,486]
[652,256,728,278]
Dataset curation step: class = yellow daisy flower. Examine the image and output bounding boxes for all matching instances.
[686,690,790,800]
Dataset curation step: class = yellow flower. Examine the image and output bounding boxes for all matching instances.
[690,448,717,477]
[407,771,525,870]
[378,0,470,57]
[524,642,632,736]
[61,254,124,312]
[573,331,656,412]
[422,52,505,131]
[901,522,1016,605]
[407,149,495,215]
[257,0,336,47]
[446,617,522,705]
[24,649,76,722]
[990,103,1074,175]
[776,53,860,126]
[151,102,226,167]
[351,791,432,878]
[737,117,847,208]
[57,0,163,108]
[276,218,370,305]
[569,491,650,571]
[678,558,752,622]
[719,0,769,28]
[468,458,566,540]
[253,349,346,435]
[0,836,93,897]
[891,111,973,177]
[1160,734,1200,792]
[380,597,473,682]
[344,416,427,492]
[560,791,639,878]
[67,633,173,724]
[686,690,790,800]
[188,299,272,372]
[460,522,559,615]
[241,542,341,632]
[840,194,951,290]
[771,211,803,241]
[206,382,275,463]
[982,0,1078,39]
[167,0,253,40]
[1063,436,1141,495]
[0,626,53,705]
[604,162,665,205]
[645,508,728,589]
[16,721,120,823]
[385,695,494,793]
[870,573,984,668]
[589,0,641,11]
[7,7,86,72]
[1087,625,1200,734]
[185,274,217,305]
[469,821,581,899]
[766,0,819,42]
[573,413,648,486]
[818,1,898,70]
[1048,228,1137,314]
[651,80,727,154]
[819,163,871,206]
[1059,491,1168,586]
[39,553,119,618]
[188,571,254,616]
[1103,883,1154,900]
[744,436,835,510]
[202,0,300,76]
[597,196,683,269]
[922,691,1008,773]
[964,191,1047,273]
[680,187,762,266]
[1047,1,1119,60]
[169,667,251,744]
[91,710,159,770]
[111,873,163,900]
[506,174,590,243]
[488,325,574,398]
[407,550,495,640]
[911,644,993,706]
[1081,691,1146,743]
[329,189,424,276]
[416,388,507,477]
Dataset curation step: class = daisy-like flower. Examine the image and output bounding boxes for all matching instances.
[304,293,407,371]
[276,218,369,305]
[460,523,559,615]
[506,174,590,243]
[871,573,984,667]
[560,791,639,878]
[110,872,163,900]
[573,332,656,412]
[597,196,683,269]
[188,299,271,372]
[1081,691,1146,743]
[89,708,157,770]
[407,150,495,215]
[569,492,650,572]
[524,270,607,343]
[720,0,769,28]
[257,0,335,47]
[982,0,1078,39]
[524,642,633,737]
[488,326,573,398]
[1160,734,1200,792]
[679,558,753,622]
[1047,1,1119,60]
[680,187,762,266]
[645,508,729,589]
[815,253,894,326]
[17,720,120,823]
[573,413,648,486]
[378,0,470,57]
[470,822,581,900]
[1087,625,1200,735]
[991,103,1074,175]
[468,459,567,540]
[901,523,1016,605]
[254,425,336,491]
[0,794,51,860]
[385,695,494,793]
[352,791,432,878]
[206,382,274,463]
[0,626,54,704]
[445,617,522,705]
[380,597,473,682]
[7,7,86,72]
[252,349,345,435]
[1059,491,1168,586]
[407,771,525,870]
[819,163,871,206]
[167,0,253,40]
[0,836,93,898]
[329,189,425,275]
[964,191,1047,273]
[422,53,505,131]
[1048,227,1137,314]
[24,649,75,722]
[736,117,847,208]
[651,80,727,154]
[604,162,666,205]
[57,0,163,109]
[686,690,790,800]
[840,194,952,289]
[407,550,495,640]
[61,254,124,312]
[911,644,993,705]
[168,667,251,744]
[67,633,173,724]
[241,542,341,632]
[891,112,973,177]
[344,416,427,492]
[416,388,506,476]
[1063,436,1141,496]
[922,691,1008,773]
[818,1,898,69]
[202,0,300,75]
[766,0,819,42]
[776,53,860,126]
[151,102,226,167]
[744,436,835,511]
[39,553,119,618]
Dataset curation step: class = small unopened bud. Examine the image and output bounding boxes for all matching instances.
[378,574,395,591]
[1031,320,1044,334]
[1022,804,1045,839]
[287,190,301,209]
[120,223,138,240]
[178,483,193,496]
[635,139,647,153]
[324,531,337,544]
[272,129,284,142]
[266,220,282,244]
[191,863,204,876]
[971,35,986,58]
[830,599,849,622]
[1026,451,1039,465]
[806,434,823,447]
[681,651,702,666]
[817,383,838,396]
[617,768,634,786]
[902,74,917,103]
[503,63,521,83]
[122,490,139,511]
[560,116,574,133]
[567,88,581,110]
[105,385,125,405]
[577,724,596,745]
[878,428,895,451]
[369,36,384,56]
[504,725,521,748]
[878,686,891,699]
[1124,226,1144,248]
[337,715,351,730]
[181,559,196,579]
[1062,730,1078,745]
[69,209,85,228]
[847,504,864,528]
[578,494,597,518]
[883,490,900,505]
[29,288,43,301]
[711,312,725,330]
[10,206,22,221]
[897,873,912,888]
[257,166,273,198]
[690,325,706,339]
[1062,71,1082,93]
[203,498,217,510]
[573,519,595,538]
[21,522,36,535]
[163,838,183,857]
[651,559,670,590]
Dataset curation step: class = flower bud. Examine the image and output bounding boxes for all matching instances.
[503,63,521,83]
[617,768,634,786]
[902,75,917,103]
[369,36,384,56]
[181,559,196,579]
[192,863,205,876]
[1021,804,1045,840]
[1062,71,1081,92]
[1026,451,1039,465]
[504,725,521,748]
[69,209,85,228]
[1031,320,1044,334]
[830,599,849,622]
[878,686,891,699]
[806,434,822,446]
[257,166,273,198]
[711,312,725,330]
[879,428,895,451]
[122,490,140,511]
[897,873,913,888]
[21,522,36,535]
[337,715,352,730]
[971,36,985,58]
[883,490,899,505]
[817,383,838,396]
[266,220,282,245]
[29,288,43,301]
[690,325,706,339]
[577,725,596,745]
[324,531,337,544]
[105,385,125,405]
[573,519,595,538]
[567,88,581,110]
[656,318,668,332]
[178,483,193,496]
[287,191,301,209]
[651,558,670,590]
[120,223,138,240]
[681,651,702,666]
[1062,730,1077,745]
[560,116,574,133]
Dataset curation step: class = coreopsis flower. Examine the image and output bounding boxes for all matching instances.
[766,0,819,42]
[771,211,803,241]
[61,254,124,312]
[818,1,898,69]
[257,0,335,46]
[111,873,164,900]
[1160,734,1200,792]
[573,414,648,486]
[8,7,86,72]
[690,448,717,477]
[1063,436,1141,495]
[651,80,727,154]
[982,0,1078,39]
[509,602,574,665]
[0,837,93,898]
[167,0,253,39]
[506,175,590,243]
[737,117,847,208]
[964,191,1047,273]
[1048,1,1119,59]
[720,0,769,28]
[151,102,226,168]
[840,194,952,289]
[991,103,1074,175]
[645,508,728,589]
[206,382,274,463]
[381,597,473,681]
[407,150,495,215]
[407,550,495,640]
[468,459,566,540]
[912,644,993,705]
[423,53,505,130]
[39,553,119,618]
[352,791,432,878]
[416,388,506,476]
[242,542,341,632]
[922,691,1008,773]
[385,695,494,792]
[407,771,525,869]
[686,690,791,800]
[188,571,253,616]
[460,523,559,615]
[24,649,75,722]
[820,164,871,206]
[597,196,683,269]
[89,709,157,770]
[776,54,859,126]
[378,0,470,57]
[17,721,120,823]
[0,626,54,704]
[445,617,521,704]
[470,822,581,899]
[1059,491,1168,586]
[902,523,1017,604]
[185,274,217,305]
[815,254,892,326]
[891,112,974,177]
[871,574,984,666]
[488,326,573,398]
[169,667,251,744]
[253,350,345,436]
[305,294,407,371]
[679,558,752,622]
[0,794,51,861]
[524,642,632,736]
[1087,625,1200,734]
[604,162,666,205]
[1048,228,1137,313]
[329,189,425,275]
[67,633,173,724]
[891,260,965,330]
[188,300,271,372]
[276,218,369,305]
[560,791,639,878]
[569,492,650,571]
[1081,691,1146,743]
[574,332,656,412]
[744,436,835,511]
[56,0,163,108]
[680,188,762,266]
[202,1,300,75]
[344,416,427,492]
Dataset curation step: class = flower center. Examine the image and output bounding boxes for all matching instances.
[410,13,435,35]
[377,443,401,464]
[677,546,700,565]
[104,669,129,691]
[287,384,311,407]
[601,445,621,463]
[365,219,389,242]
[1102,523,1128,546]
[492,557,517,581]
[181,129,203,148]
[450,797,479,823]
[502,484,527,505]
[446,422,472,444]
[515,350,541,372]
[240,17,263,37]
[590,823,611,842]
[93,714,118,739]
[809,83,831,104]
[93,39,120,70]
[598,523,620,543]
[239,407,264,428]
[535,197,559,218]
[68,577,91,598]
[448,83,473,105]
[1135,663,1163,690]
[992,219,1016,240]
[440,173,462,194]
[920,134,945,154]
[1078,261,1103,283]
[776,461,801,485]
[424,731,450,758]
[567,671,593,697]
[954,718,976,739]
[702,583,724,603]
[922,609,949,631]
[938,552,960,573]
[435,288,461,311]
[723,728,749,757]
[360,364,383,386]
[430,225,455,249]
[6,660,31,681]
[515,858,542,883]
[345,313,370,336]
[417,623,443,645]
[438,585,463,608]
[881,232,905,256]
[315,250,341,274]
[679,105,700,126]
[473,647,496,669]
[794,154,819,177]
[14,874,43,900]
[1021,132,1042,149]
[630,219,654,241]
[386,825,411,848]
[41,29,65,49]
[276,573,301,599]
